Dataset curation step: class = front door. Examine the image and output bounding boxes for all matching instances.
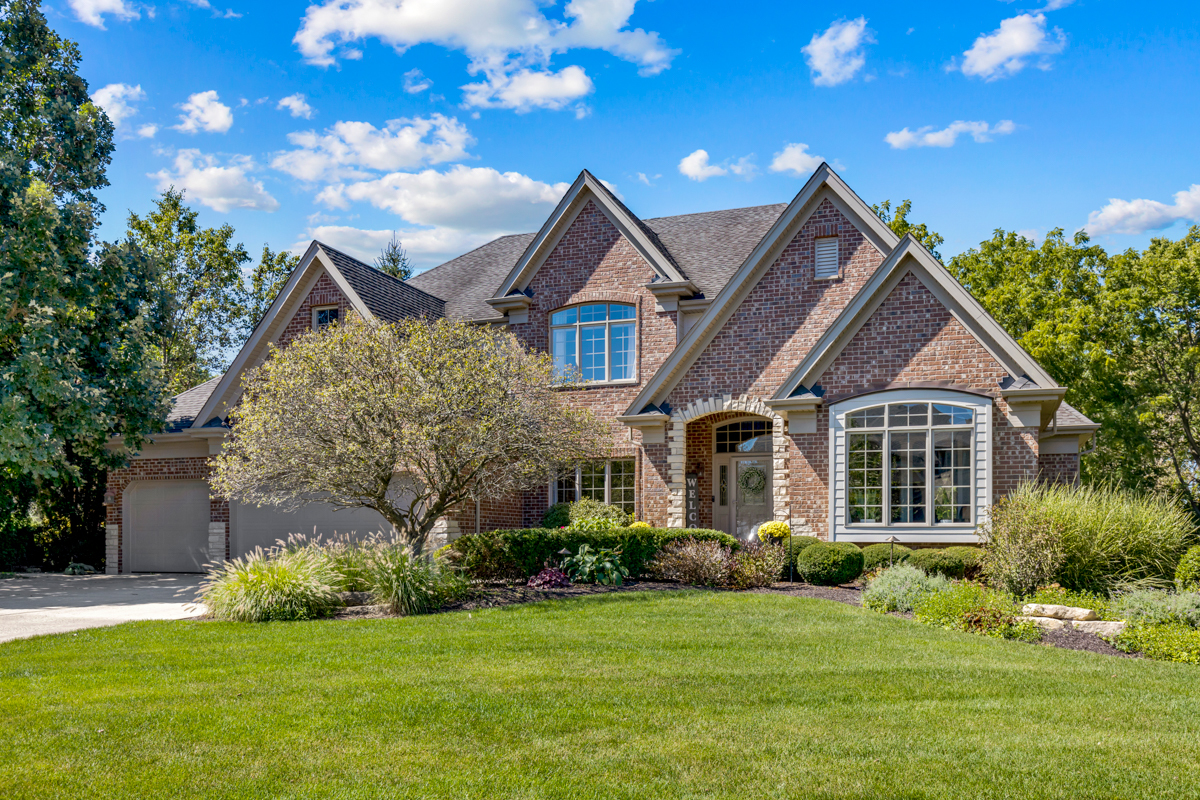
[733,457,772,542]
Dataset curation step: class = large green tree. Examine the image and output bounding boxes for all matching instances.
[873,199,945,260]
[127,188,250,394]
[948,227,1200,518]
[247,244,298,323]
[0,0,165,566]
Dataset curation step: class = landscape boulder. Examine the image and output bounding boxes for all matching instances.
[1020,604,1098,621]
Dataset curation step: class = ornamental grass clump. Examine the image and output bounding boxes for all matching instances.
[200,546,341,622]
[366,543,465,616]
[862,564,950,613]
[979,486,1065,596]
[986,482,1192,595]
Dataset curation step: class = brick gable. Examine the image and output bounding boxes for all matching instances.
[666,198,884,406]
[277,272,352,349]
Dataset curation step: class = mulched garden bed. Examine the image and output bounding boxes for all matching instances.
[329,578,1134,657]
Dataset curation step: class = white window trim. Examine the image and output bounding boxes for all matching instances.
[550,459,637,510]
[549,303,639,386]
[312,304,340,330]
[828,389,992,544]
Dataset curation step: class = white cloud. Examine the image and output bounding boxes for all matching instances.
[461,65,593,112]
[277,93,315,119]
[174,90,234,133]
[959,13,1066,80]
[802,17,873,87]
[68,0,139,28]
[271,114,473,182]
[151,150,279,213]
[296,224,495,267]
[292,0,676,112]
[318,164,569,232]
[1085,185,1200,235]
[1042,0,1075,9]
[678,149,726,181]
[91,83,145,130]
[403,69,433,93]
[885,120,1016,149]
[184,0,243,16]
[136,123,158,138]
[635,172,660,186]
[769,143,830,177]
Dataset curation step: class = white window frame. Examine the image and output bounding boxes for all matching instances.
[549,303,638,385]
[828,389,992,544]
[312,304,340,330]
[550,459,637,513]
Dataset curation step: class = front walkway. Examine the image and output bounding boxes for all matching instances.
[0,573,205,644]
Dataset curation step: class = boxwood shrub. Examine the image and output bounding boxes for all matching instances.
[780,536,821,571]
[448,527,738,580]
[1177,546,1200,592]
[907,548,966,579]
[795,542,863,586]
[862,542,912,572]
[943,546,982,579]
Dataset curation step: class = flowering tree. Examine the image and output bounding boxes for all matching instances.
[211,317,611,553]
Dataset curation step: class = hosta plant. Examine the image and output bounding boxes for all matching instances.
[564,544,629,586]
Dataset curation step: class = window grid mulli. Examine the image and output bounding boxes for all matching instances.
[846,402,974,525]
[550,304,636,382]
[715,420,770,454]
[553,459,636,515]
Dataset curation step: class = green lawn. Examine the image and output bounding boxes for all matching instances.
[2,591,1199,800]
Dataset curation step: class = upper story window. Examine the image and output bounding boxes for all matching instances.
[550,303,636,382]
[313,306,339,330]
[845,402,975,525]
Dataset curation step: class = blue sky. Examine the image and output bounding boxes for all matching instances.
[65,0,1200,273]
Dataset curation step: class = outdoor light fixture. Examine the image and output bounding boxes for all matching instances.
[886,535,900,567]
[103,490,115,506]
[557,547,572,567]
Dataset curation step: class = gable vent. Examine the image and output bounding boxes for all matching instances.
[814,236,839,279]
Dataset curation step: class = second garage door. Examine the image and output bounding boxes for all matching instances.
[231,500,393,557]
[124,480,210,573]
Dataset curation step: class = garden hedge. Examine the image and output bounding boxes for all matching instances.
[862,542,912,572]
[907,548,966,579]
[942,546,982,578]
[795,542,863,586]
[448,527,738,580]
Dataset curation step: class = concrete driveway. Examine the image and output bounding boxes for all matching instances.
[0,573,206,644]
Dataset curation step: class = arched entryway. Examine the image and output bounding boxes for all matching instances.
[711,418,775,540]
[666,395,789,540]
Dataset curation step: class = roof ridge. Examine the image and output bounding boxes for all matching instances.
[582,171,681,272]
[643,203,789,225]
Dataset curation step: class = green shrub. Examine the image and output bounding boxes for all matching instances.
[943,546,982,579]
[862,564,950,613]
[989,482,1192,595]
[1177,546,1200,592]
[565,516,622,533]
[628,521,651,529]
[1110,623,1200,664]
[568,497,632,527]
[649,538,733,586]
[731,541,788,589]
[1113,590,1200,628]
[1024,585,1114,620]
[914,581,1038,641]
[367,544,465,615]
[201,547,341,622]
[564,544,629,586]
[541,503,570,529]
[908,549,966,580]
[979,488,1065,595]
[0,513,34,571]
[449,527,738,580]
[862,543,912,572]
[795,542,864,586]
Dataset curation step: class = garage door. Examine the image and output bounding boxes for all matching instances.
[124,480,210,573]
[231,500,393,557]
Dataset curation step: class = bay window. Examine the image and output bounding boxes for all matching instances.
[845,401,977,526]
[551,303,636,382]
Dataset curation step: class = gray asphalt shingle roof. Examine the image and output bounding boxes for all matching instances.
[318,243,446,322]
[406,203,787,321]
[165,375,223,432]
[1055,401,1098,429]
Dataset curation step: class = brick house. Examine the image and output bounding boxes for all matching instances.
[104,165,1097,573]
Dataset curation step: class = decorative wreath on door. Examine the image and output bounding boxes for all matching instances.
[738,466,767,495]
